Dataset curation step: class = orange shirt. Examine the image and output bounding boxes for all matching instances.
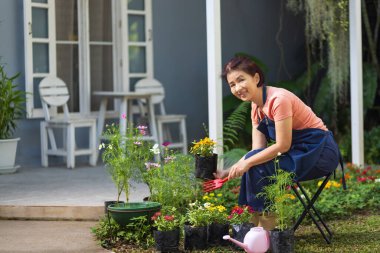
[251,86,328,131]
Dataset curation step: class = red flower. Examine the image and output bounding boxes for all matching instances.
[164,215,174,221]
[162,141,172,147]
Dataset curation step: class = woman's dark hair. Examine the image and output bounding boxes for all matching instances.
[222,56,265,87]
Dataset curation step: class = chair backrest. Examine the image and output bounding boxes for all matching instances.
[135,78,166,114]
[39,76,70,120]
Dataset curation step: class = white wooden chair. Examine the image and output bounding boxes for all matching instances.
[135,78,188,154]
[39,76,97,168]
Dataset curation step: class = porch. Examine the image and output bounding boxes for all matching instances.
[0,164,150,220]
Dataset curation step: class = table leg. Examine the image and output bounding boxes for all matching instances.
[120,98,127,134]
[97,98,108,144]
[146,98,159,144]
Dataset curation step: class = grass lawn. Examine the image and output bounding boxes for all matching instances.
[114,212,380,252]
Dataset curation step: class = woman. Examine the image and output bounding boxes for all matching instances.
[216,56,343,228]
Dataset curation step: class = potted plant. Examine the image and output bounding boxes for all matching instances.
[184,200,211,250]
[144,152,200,213]
[227,205,256,247]
[151,206,183,252]
[190,136,217,179]
[0,65,25,174]
[257,154,296,253]
[99,121,161,226]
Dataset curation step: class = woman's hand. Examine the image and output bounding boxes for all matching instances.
[228,160,250,179]
[213,168,230,179]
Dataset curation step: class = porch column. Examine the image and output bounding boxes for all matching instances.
[206,0,223,162]
[349,0,364,165]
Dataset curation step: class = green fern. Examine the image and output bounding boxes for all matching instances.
[223,101,251,151]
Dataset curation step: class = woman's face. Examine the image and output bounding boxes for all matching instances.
[226,70,260,102]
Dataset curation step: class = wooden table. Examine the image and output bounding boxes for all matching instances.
[93,91,159,144]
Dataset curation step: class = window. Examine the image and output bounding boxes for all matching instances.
[24,0,153,118]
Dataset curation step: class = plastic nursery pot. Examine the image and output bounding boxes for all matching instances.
[269,228,295,253]
[153,228,180,252]
[207,222,230,246]
[184,224,208,250]
[195,153,218,180]
[107,201,161,227]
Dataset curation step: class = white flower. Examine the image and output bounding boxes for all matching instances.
[150,144,160,154]
[277,152,282,156]
[98,143,105,150]
[375,178,380,183]
[203,202,211,208]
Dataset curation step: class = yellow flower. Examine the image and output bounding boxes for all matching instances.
[202,195,209,200]
[217,193,222,197]
[285,194,296,200]
[209,193,215,197]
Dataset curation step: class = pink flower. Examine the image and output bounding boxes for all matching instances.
[162,141,172,147]
[121,113,126,119]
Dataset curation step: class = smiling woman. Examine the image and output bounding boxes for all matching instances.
[214,55,342,230]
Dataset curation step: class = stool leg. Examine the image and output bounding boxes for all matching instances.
[292,174,333,244]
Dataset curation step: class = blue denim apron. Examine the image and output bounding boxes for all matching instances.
[238,86,343,211]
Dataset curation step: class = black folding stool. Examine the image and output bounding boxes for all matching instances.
[291,155,346,244]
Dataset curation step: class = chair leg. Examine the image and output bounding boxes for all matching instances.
[180,118,187,154]
[40,122,48,167]
[66,125,75,169]
[292,173,333,244]
[89,123,97,166]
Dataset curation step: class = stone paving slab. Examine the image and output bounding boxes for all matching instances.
[0,220,110,253]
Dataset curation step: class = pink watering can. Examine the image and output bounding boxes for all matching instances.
[223,227,270,253]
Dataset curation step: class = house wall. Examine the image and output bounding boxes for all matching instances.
[0,0,305,167]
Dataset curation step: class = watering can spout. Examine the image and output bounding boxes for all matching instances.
[223,235,250,252]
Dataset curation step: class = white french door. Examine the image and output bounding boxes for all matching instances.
[24,0,153,118]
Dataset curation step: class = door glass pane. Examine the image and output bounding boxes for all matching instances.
[55,0,78,41]
[33,77,43,109]
[33,43,49,73]
[90,45,114,111]
[32,7,48,38]
[89,0,112,42]
[129,46,146,73]
[128,0,144,10]
[128,15,145,42]
[56,44,79,112]
[32,0,47,3]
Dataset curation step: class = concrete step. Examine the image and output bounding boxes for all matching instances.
[0,205,105,221]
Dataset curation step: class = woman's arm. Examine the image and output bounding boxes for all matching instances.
[228,117,293,179]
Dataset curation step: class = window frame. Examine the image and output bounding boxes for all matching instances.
[24,0,153,118]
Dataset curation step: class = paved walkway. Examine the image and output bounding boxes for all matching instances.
[0,164,150,252]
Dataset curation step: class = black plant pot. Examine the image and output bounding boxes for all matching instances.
[207,223,230,246]
[231,223,255,250]
[153,229,180,252]
[104,201,124,214]
[195,153,218,180]
[269,229,295,253]
[184,224,208,250]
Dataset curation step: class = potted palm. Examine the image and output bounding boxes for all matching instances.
[257,154,297,253]
[99,121,161,226]
[190,137,217,180]
[0,65,25,174]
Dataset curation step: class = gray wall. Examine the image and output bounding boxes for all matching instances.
[0,0,305,167]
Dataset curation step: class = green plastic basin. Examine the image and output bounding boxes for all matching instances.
[107,201,161,226]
